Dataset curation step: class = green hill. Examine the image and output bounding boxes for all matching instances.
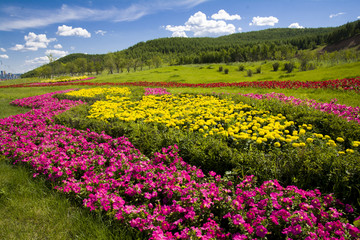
[21,20,360,78]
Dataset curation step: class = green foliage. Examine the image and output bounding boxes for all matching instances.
[247,69,253,77]
[284,62,295,73]
[238,65,245,71]
[218,66,223,72]
[224,68,229,74]
[272,62,280,71]
[256,66,262,74]
[327,20,360,44]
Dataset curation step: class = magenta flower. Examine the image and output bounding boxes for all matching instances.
[256,225,268,238]
[232,214,245,225]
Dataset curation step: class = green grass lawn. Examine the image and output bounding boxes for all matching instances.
[0,158,142,240]
[79,61,360,84]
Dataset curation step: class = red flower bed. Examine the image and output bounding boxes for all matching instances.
[1,77,360,92]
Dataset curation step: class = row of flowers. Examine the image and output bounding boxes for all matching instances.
[1,91,359,239]
[238,92,360,124]
[68,87,360,154]
[1,77,360,92]
[144,88,171,95]
[40,75,92,83]
[134,88,360,125]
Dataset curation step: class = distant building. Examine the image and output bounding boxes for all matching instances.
[0,70,20,81]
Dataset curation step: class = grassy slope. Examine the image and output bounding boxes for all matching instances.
[83,61,360,84]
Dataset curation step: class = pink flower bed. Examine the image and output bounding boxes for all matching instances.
[0,91,359,239]
[144,88,171,95]
[240,92,360,124]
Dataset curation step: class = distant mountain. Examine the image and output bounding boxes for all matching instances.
[22,20,360,78]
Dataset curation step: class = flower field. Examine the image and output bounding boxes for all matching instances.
[40,75,92,83]
[1,89,360,239]
[0,88,360,240]
[65,88,359,155]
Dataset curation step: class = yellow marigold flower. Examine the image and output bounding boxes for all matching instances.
[299,142,306,147]
[299,129,306,135]
[346,149,354,153]
[336,137,344,142]
[292,143,300,148]
[306,138,314,143]
[274,142,281,147]
[338,151,345,154]
[256,139,262,144]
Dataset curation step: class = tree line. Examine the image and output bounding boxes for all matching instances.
[21,20,360,78]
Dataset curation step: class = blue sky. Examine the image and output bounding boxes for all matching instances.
[0,0,359,74]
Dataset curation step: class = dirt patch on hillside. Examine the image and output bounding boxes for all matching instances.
[321,34,360,52]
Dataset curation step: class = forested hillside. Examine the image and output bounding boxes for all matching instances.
[22,20,360,78]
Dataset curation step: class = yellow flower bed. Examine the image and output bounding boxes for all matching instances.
[87,94,311,146]
[41,75,89,83]
[67,88,358,152]
[65,87,132,98]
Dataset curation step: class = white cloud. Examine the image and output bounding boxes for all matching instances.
[57,25,91,38]
[357,16,360,19]
[172,31,188,38]
[70,46,76,51]
[95,30,107,36]
[165,25,190,37]
[166,11,236,37]
[10,32,55,51]
[10,44,25,51]
[0,54,9,59]
[288,22,304,29]
[45,49,69,58]
[25,56,49,65]
[211,9,241,21]
[54,44,63,49]
[238,27,242,32]
[0,48,6,52]
[329,12,345,18]
[249,16,279,26]
[0,1,210,31]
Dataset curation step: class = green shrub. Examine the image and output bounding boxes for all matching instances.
[256,66,261,74]
[218,66,223,72]
[247,69,253,77]
[238,65,245,71]
[284,62,295,73]
[272,62,280,71]
[224,68,229,74]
